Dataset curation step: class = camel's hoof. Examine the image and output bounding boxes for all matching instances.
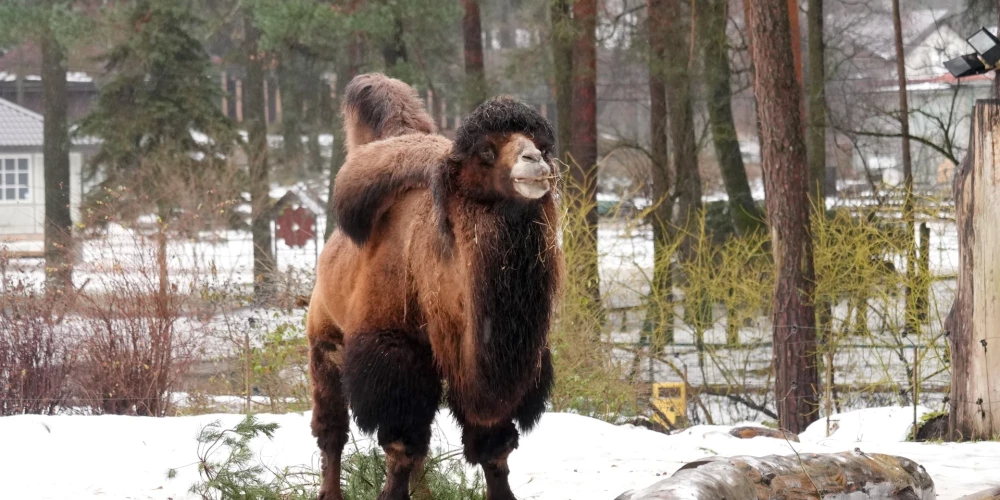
[317,487,344,500]
[486,491,518,500]
[376,487,410,500]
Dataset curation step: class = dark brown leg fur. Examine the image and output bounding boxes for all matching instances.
[460,420,520,500]
[310,339,349,500]
[378,441,425,500]
[342,331,442,500]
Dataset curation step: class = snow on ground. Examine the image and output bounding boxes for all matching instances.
[1,407,998,500]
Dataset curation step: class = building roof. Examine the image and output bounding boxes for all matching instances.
[0,97,96,148]
[0,96,46,147]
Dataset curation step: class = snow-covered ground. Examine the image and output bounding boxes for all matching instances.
[1,406,996,500]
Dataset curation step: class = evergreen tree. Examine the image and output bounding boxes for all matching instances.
[243,0,460,239]
[78,0,237,294]
[699,0,763,236]
[550,0,573,161]
[646,0,673,345]
[240,3,276,301]
[462,0,488,112]
[568,0,602,313]
[0,1,91,294]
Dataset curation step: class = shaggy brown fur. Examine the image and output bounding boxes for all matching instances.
[341,73,437,152]
[307,73,561,500]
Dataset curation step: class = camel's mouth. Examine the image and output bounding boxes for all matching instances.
[511,175,552,199]
[512,175,559,183]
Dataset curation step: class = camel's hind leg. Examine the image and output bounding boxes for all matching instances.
[454,417,520,500]
[310,338,349,500]
[342,331,442,500]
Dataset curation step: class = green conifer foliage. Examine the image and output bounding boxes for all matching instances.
[78,0,238,213]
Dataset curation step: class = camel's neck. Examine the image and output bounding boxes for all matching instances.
[463,199,559,397]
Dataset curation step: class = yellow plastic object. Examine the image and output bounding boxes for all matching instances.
[651,382,687,427]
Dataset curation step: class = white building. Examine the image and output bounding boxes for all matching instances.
[0,97,95,255]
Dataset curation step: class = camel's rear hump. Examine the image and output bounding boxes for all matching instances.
[342,73,436,153]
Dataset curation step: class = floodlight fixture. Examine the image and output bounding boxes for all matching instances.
[945,53,988,78]
[945,27,1000,78]
[967,28,1000,66]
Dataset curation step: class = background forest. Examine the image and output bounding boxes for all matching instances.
[0,0,998,497]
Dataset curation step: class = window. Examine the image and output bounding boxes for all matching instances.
[0,156,30,202]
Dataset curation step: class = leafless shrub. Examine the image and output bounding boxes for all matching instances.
[0,256,76,416]
[75,271,197,416]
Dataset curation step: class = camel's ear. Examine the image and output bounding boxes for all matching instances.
[430,162,455,256]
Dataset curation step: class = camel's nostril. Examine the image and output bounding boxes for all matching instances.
[521,152,542,163]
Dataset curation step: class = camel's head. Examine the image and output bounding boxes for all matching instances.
[448,96,556,203]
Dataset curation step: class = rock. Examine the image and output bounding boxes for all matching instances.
[729,425,800,442]
[616,451,934,500]
[914,413,948,442]
[627,416,673,435]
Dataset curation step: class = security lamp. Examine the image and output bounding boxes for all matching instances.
[967,28,1000,66]
[945,53,988,78]
[945,27,1000,78]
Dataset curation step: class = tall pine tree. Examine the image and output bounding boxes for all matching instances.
[746,0,819,434]
[0,1,90,294]
[78,0,237,294]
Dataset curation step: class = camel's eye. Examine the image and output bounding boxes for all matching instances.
[479,147,496,164]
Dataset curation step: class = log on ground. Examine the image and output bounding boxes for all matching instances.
[615,450,934,500]
[956,487,1000,500]
[729,425,800,442]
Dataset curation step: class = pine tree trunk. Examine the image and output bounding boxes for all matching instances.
[569,0,601,309]
[41,29,74,294]
[891,0,919,343]
[700,0,761,236]
[787,0,806,124]
[278,51,303,175]
[308,129,322,173]
[15,50,26,105]
[742,0,767,190]
[946,100,1000,441]
[461,0,488,112]
[746,0,819,434]
[646,0,674,345]
[244,11,275,300]
[664,0,701,259]
[498,1,515,49]
[303,60,325,174]
[382,17,407,68]
[806,0,832,348]
[325,36,363,239]
[551,0,574,160]
[157,202,169,298]
[806,0,826,203]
